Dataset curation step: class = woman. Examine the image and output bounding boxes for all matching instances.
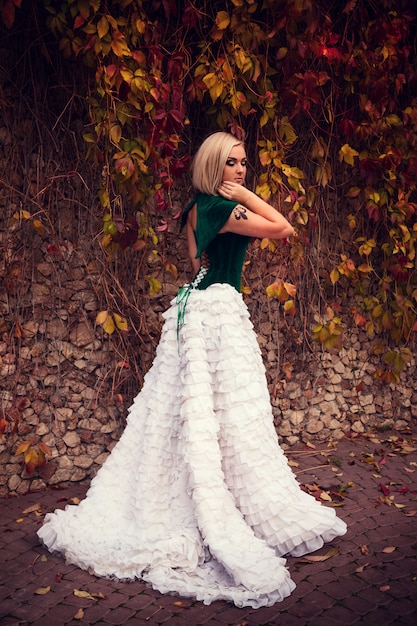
[37,132,346,609]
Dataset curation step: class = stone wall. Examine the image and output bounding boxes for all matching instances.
[1,217,416,497]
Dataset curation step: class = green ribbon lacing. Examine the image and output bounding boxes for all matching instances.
[176,284,192,342]
[176,265,209,346]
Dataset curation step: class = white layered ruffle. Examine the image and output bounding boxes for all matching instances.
[37,283,346,608]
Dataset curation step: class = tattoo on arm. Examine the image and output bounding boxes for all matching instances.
[233,205,248,220]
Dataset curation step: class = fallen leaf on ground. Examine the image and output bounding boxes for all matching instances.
[296,546,339,563]
[22,503,42,515]
[355,563,369,573]
[35,586,51,595]
[319,491,332,501]
[380,585,390,592]
[360,545,369,555]
[74,589,95,600]
[405,509,417,517]
[74,608,84,620]
[379,483,390,496]
[383,546,396,553]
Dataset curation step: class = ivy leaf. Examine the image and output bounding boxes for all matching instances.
[113,313,128,332]
[147,276,162,297]
[215,11,230,30]
[339,143,359,166]
[97,16,109,39]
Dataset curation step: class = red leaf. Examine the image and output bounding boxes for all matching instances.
[74,15,85,29]
[379,483,390,496]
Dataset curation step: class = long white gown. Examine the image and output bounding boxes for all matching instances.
[37,283,347,608]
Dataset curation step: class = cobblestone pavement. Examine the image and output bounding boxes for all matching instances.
[1,430,416,626]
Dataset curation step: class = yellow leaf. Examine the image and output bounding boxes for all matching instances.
[147,276,162,297]
[297,546,339,563]
[319,491,332,501]
[95,310,109,325]
[110,125,122,144]
[346,187,361,198]
[22,503,42,515]
[283,300,296,316]
[339,143,359,166]
[97,16,109,39]
[91,592,106,599]
[74,589,95,600]
[32,219,45,236]
[113,313,128,332]
[13,210,31,220]
[278,117,297,144]
[202,72,217,89]
[16,440,31,455]
[355,563,369,573]
[102,314,115,335]
[215,11,230,30]
[330,268,339,284]
[35,586,51,595]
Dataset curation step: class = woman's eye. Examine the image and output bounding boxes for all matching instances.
[226,159,247,167]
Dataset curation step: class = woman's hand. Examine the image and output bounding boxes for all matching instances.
[218,181,251,204]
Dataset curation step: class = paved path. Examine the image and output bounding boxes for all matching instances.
[1,431,416,625]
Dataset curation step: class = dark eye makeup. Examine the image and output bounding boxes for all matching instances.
[225,158,247,167]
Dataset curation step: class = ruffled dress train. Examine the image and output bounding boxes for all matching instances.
[37,284,347,608]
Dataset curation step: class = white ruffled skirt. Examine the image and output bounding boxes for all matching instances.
[37,284,346,608]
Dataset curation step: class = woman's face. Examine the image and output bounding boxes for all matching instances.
[222,144,247,185]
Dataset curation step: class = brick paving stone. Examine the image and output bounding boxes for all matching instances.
[328,570,370,594]
[319,580,363,601]
[117,591,156,610]
[79,601,111,623]
[347,593,376,616]
[30,602,80,624]
[214,605,252,622]
[357,585,393,607]
[317,603,359,625]
[356,565,392,586]
[357,605,411,625]
[10,603,48,623]
[101,605,138,624]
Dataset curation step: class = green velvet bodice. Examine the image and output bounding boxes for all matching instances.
[181,193,251,292]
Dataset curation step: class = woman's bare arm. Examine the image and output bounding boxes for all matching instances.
[186,205,200,274]
[218,182,294,240]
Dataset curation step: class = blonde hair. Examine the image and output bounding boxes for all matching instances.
[192,132,244,195]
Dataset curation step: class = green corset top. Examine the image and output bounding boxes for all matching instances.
[181,192,251,292]
[194,231,250,291]
[176,193,251,334]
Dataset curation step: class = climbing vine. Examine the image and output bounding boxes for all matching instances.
[3,0,417,384]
